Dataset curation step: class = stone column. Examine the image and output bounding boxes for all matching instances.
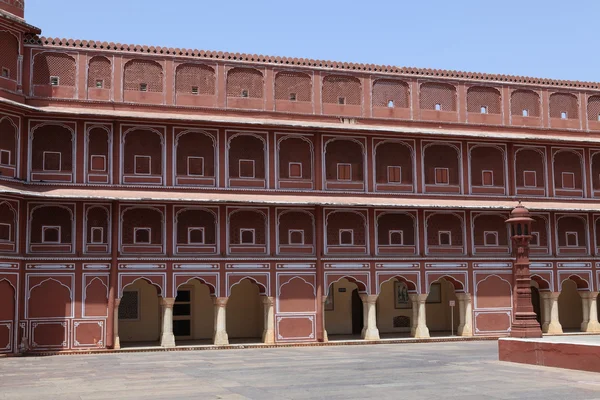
[547,292,563,334]
[321,296,329,342]
[587,292,600,333]
[409,294,418,337]
[413,294,430,338]
[540,292,551,333]
[580,292,590,332]
[113,298,121,350]
[213,297,229,345]
[456,293,473,337]
[160,297,176,348]
[262,296,275,344]
[359,294,380,340]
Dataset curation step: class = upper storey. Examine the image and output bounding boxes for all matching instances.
[2,35,600,137]
[0,0,24,19]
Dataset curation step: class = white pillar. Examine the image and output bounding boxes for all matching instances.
[113,298,121,350]
[547,292,563,334]
[580,292,590,332]
[321,296,329,342]
[213,297,229,345]
[540,292,551,333]
[413,294,430,338]
[360,294,380,340]
[160,298,176,348]
[456,293,473,337]
[262,296,275,344]
[409,294,418,337]
[587,292,600,333]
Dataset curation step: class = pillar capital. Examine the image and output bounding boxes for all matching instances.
[214,297,228,307]
[160,297,176,308]
[456,292,471,301]
[359,294,378,304]
[580,291,598,300]
[114,298,121,307]
[262,296,275,306]
[549,292,561,300]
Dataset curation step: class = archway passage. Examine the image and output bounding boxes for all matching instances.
[0,280,15,353]
[530,285,542,325]
[425,279,459,336]
[226,279,264,344]
[558,279,583,332]
[173,280,214,346]
[376,279,413,339]
[118,279,161,347]
[324,278,363,340]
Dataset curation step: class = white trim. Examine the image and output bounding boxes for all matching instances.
[481,170,494,186]
[388,230,404,245]
[288,229,305,245]
[133,227,152,244]
[339,229,354,246]
[288,162,303,179]
[187,227,205,245]
[561,171,576,189]
[187,156,205,176]
[387,165,402,183]
[0,149,10,165]
[565,231,579,247]
[240,228,256,245]
[134,155,152,175]
[523,170,537,188]
[483,231,499,247]
[336,163,352,181]
[0,222,10,242]
[90,227,104,244]
[89,155,106,172]
[238,159,256,178]
[41,226,61,244]
[42,151,61,172]
[434,167,449,185]
[438,230,452,246]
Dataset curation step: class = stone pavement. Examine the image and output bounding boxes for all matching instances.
[1,341,599,400]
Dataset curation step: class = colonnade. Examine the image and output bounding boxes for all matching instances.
[539,291,600,334]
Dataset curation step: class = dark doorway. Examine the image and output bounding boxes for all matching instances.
[351,289,363,335]
[531,286,541,325]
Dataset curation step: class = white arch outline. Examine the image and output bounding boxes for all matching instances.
[555,214,589,255]
[530,274,551,291]
[175,276,217,296]
[84,205,110,248]
[510,89,541,117]
[468,143,508,194]
[559,274,590,292]
[229,276,268,296]
[474,274,513,309]
[119,276,163,298]
[377,275,419,294]
[325,275,369,296]
[276,208,315,254]
[325,209,368,251]
[424,211,466,255]
[374,211,418,254]
[276,134,315,186]
[551,148,585,196]
[422,141,462,192]
[514,146,547,195]
[278,276,316,297]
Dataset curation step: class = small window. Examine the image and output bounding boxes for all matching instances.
[0,149,10,165]
[387,166,401,183]
[530,232,540,246]
[134,228,151,244]
[561,172,575,189]
[0,223,10,241]
[240,229,255,245]
[134,155,151,175]
[484,231,498,246]
[288,162,302,179]
[523,170,537,188]
[337,163,351,181]
[480,106,488,114]
[387,100,394,108]
[95,80,104,89]
[565,232,578,247]
[289,93,297,101]
[482,170,494,186]
[597,113,600,122]
[191,86,199,95]
[339,229,354,245]
[438,231,451,246]
[288,229,304,245]
[1,68,9,78]
[43,151,61,172]
[389,230,404,245]
[188,156,204,176]
[522,109,529,117]
[435,103,442,111]
[139,83,148,92]
[90,155,106,172]
[50,76,60,86]
[42,226,61,243]
[338,97,346,105]
[239,159,255,178]
[434,168,449,185]
[188,227,205,244]
[560,111,567,120]
[241,89,249,98]
[90,227,104,244]
[118,291,139,320]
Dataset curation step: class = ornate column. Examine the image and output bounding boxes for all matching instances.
[160,298,176,348]
[540,292,551,333]
[456,293,473,337]
[409,294,418,337]
[587,292,600,333]
[414,294,430,338]
[360,294,380,340]
[213,297,229,345]
[547,292,563,334]
[321,296,329,342]
[505,203,542,338]
[113,298,121,350]
[262,296,275,344]
[580,292,590,332]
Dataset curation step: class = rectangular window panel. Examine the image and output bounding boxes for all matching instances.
[118,291,139,320]
[43,152,61,172]
[435,168,449,185]
[0,223,10,241]
[90,227,104,244]
[90,155,106,172]
[134,228,151,244]
[288,229,305,245]
[561,172,575,189]
[134,155,151,175]
[0,150,10,165]
[387,166,401,183]
[239,159,255,178]
[484,231,498,246]
[337,163,351,181]
[566,232,578,247]
[42,226,60,243]
[288,162,302,179]
[389,230,404,245]
[240,229,255,244]
[188,228,205,244]
[482,170,494,186]
[530,232,540,246]
[438,231,451,246]
[523,170,537,187]
[188,156,204,176]
[339,229,354,245]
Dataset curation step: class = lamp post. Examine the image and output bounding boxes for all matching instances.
[505,203,542,338]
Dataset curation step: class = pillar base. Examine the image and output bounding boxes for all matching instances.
[160,333,176,348]
[363,328,380,341]
[584,321,600,333]
[213,330,229,346]
[113,336,121,350]
[546,322,563,335]
[458,324,473,337]
[262,329,275,344]
[414,326,430,339]
[322,329,328,342]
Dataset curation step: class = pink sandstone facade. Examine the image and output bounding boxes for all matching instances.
[1,1,600,353]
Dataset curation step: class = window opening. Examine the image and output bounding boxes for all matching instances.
[1,68,9,78]
[95,80,104,89]
[435,103,442,111]
[560,111,567,120]
[288,162,302,179]
[530,232,540,246]
[339,229,354,245]
[561,172,575,189]
[90,227,104,244]
[90,155,106,172]
[134,155,151,175]
[289,93,297,101]
[438,231,451,246]
[482,170,494,186]
[387,100,394,108]
[484,231,498,246]
[0,223,10,241]
[480,106,488,114]
[134,228,151,244]
[43,151,61,172]
[288,229,305,245]
[0,149,10,165]
[50,76,59,86]
[338,97,346,105]
[337,163,351,181]
[523,170,537,188]
[565,232,578,247]
[139,83,148,92]
[434,167,449,185]
[191,86,199,95]
[387,166,401,183]
[389,230,404,245]
[239,159,256,178]
[42,226,61,243]
[188,227,205,244]
[187,156,204,176]
[522,109,529,117]
[241,89,249,98]
[240,229,255,244]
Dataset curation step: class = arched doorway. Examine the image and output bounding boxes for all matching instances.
[324,278,363,340]
[118,279,161,346]
[530,285,542,325]
[227,279,264,343]
[558,279,583,332]
[376,279,415,339]
[425,279,459,336]
[0,280,15,353]
[174,279,215,345]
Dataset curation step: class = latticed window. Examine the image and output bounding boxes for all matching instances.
[322,75,361,105]
[549,93,578,119]
[119,291,139,320]
[123,60,163,92]
[175,64,215,95]
[510,90,540,117]
[327,212,365,245]
[467,86,501,114]
[372,79,409,108]
[230,211,266,244]
[33,52,77,86]
[87,56,112,89]
[275,71,312,102]
[587,96,600,121]
[420,82,456,111]
[227,67,263,98]
[0,31,18,80]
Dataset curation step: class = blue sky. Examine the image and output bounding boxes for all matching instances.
[26,0,597,82]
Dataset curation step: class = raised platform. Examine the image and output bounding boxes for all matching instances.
[499,335,600,373]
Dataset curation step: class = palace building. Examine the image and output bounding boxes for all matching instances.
[1,1,600,354]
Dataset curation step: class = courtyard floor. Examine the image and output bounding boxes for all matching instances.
[1,341,599,400]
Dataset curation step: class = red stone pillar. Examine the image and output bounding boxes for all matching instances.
[105,201,119,348]
[315,205,324,342]
[506,203,542,338]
